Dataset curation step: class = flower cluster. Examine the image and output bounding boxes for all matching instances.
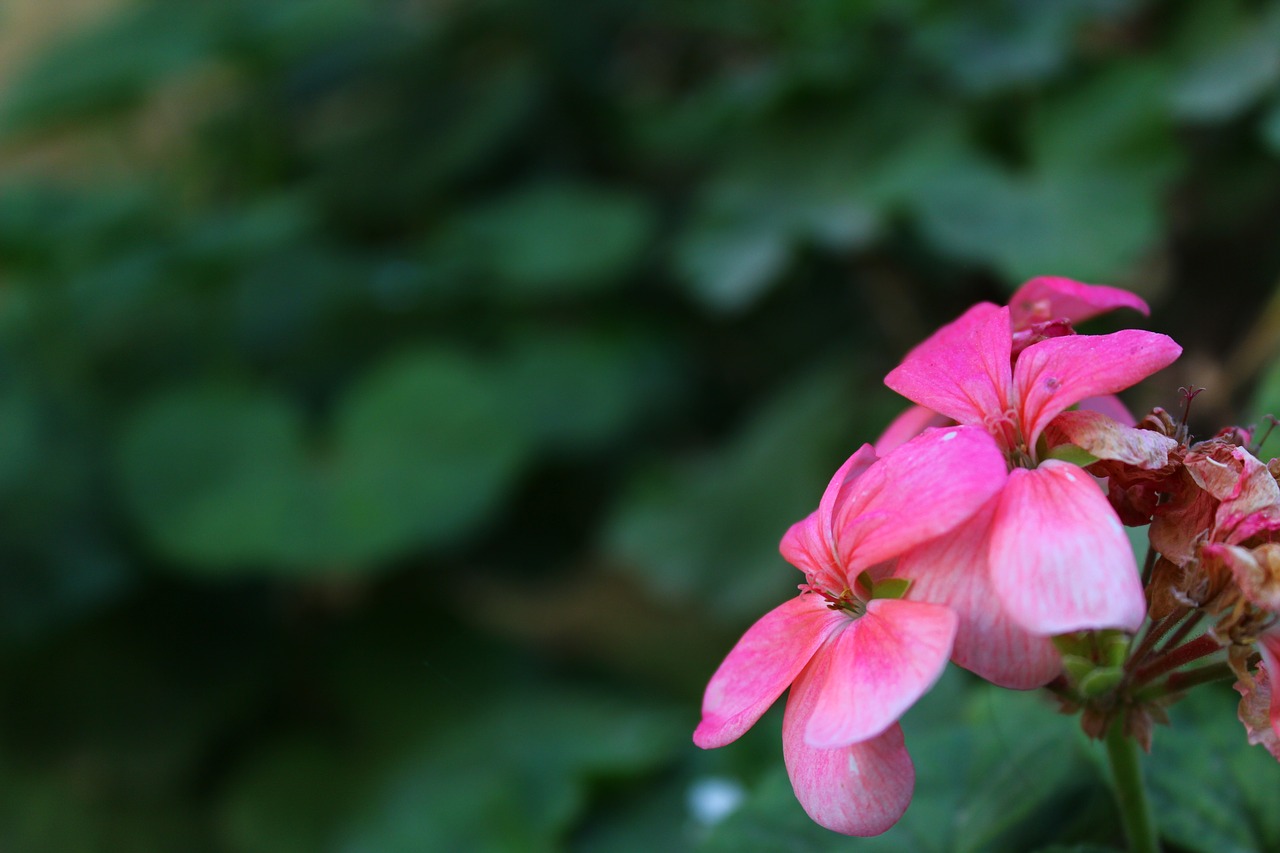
[693,277,1280,836]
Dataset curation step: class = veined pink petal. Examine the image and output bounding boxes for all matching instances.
[1046,409,1179,468]
[694,595,844,749]
[874,405,953,455]
[836,425,1008,571]
[1013,330,1182,449]
[883,303,1012,426]
[990,460,1146,634]
[804,598,957,748]
[1008,276,1149,328]
[896,499,1061,689]
[782,649,914,836]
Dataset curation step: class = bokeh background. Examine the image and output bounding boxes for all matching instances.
[3,1,1280,850]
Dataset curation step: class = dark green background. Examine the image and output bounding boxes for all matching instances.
[1,1,1279,850]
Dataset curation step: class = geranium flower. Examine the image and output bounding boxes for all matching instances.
[875,276,1151,455]
[884,302,1182,650]
[693,426,1007,835]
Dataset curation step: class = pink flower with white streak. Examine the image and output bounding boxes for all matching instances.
[884,302,1181,668]
[693,426,1007,835]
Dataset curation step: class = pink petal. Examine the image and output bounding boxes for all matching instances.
[694,595,843,749]
[1013,330,1182,449]
[780,445,879,590]
[1046,409,1179,468]
[874,406,953,455]
[1008,276,1149,328]
[1077,394,1136,427]
[804,598,957,748]
[896,499,1061,689]
[990,460,1146,634]
[836,425,1008,572]
[782,649,914,836]
[883,303,1012,426]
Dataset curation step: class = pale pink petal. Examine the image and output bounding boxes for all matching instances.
[873,406,953,455]
[897,499,1061,689]
[1077,394,1136,427]
[694,595,844,749]
[836,425,1008,571]
[1008,276,1149,328]
[883,303,1012,426]
[1013,330,1182,448]
[804,598,956,748]
[990,460,1146,634]
[782,649,914,836]
[1046,409,1179,468]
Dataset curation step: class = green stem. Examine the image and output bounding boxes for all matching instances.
[1105,717,1159,853]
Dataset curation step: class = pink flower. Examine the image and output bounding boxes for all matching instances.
[875,276,1149,456]
[884,303,1181,661]
[693,426,1007,835]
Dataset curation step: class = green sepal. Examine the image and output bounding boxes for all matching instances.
[1062,654,1095,685]
[855,570,875,595]
[1079,665,1124,698]
[1103,632,1130,667]
[871,577,911,600]
[1046,443,1099,467]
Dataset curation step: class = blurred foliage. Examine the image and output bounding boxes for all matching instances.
[2,0,1280,849]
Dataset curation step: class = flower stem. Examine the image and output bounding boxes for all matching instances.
[1105,717,1159,853]
[1133,634,1222,685]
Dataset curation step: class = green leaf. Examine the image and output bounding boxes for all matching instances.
[329,348,533,560]
[1147,686,1280,853]
[602,367,867,622]
[455,183,655,299]
[1170,15,1280,123]
[872,577,911,600]
[0,3,215,133]
[115,386,314,569]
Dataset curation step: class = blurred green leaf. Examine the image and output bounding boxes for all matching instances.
[451,183,655,299]
[1170,10,1280,122]
[115,386,313,569]
[1147,686,1280,853]
[338,689,686,853]
[602,367,864,622]
[329,348,533,560]
[0,3,214,133]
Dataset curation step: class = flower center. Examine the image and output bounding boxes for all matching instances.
[983,408,1035,469]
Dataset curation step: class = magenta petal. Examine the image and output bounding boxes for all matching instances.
[874,406,953,455]
[897,499,1061,689]
[990,461,1146,634]
[884,303,1012,426]
[694,595,842,749]
[837,425,1008,571]
[1076,394,1136,427]
[1008,276,1149,328]
[783,651,914,836]
[804,598,956,748]
[1013,330,1181,449]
